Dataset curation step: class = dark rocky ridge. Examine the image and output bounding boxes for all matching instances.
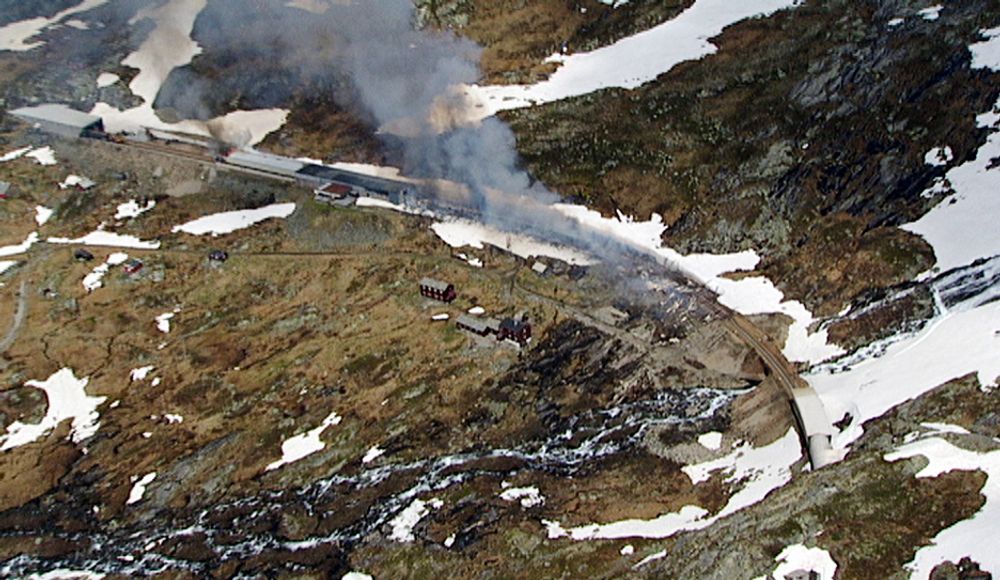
[504,0,1000,315]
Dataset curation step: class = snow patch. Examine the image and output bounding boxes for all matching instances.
[126,472,156,505]
[96,72,120,88]
[431,218,592,265]
[0,146,33,161]
[362,445,385,464]
[431,313,450,321]
[171,203,296,236]
[266,412,343,471]
[35,206,54,226]
[389,498,443,542]
[0,368,105,450]
[130,366,154,382]
[48,230,160,250]
[114,199,156,220]
[82,252,128,292]
[0,260,16,275]
[0,232,40,257]
[342,573,373,580]
[918,5,943,21]
[499,485,545,508]
[155,312,175,334]
[767,544,838,580]
[697,431,723,451]
[924,146,954,166]
[59,175,95,190]
[25,147,57,166]
[467,306,486,315]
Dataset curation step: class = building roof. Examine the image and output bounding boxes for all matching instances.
[297,164,411,195]
[456,314,500,334]
[225,150,305,175]
[500,318,530,333]
[318,182,352,196]
[9,104,102,129]
[420,277,452,292]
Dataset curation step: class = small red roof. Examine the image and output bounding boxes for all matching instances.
[320,182,352,195]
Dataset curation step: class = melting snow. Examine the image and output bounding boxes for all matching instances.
[266,411,343,471]
[499,485,545,508]
[546,429,800,540]
[0,260,16,275]
[885,436,1000,577]
[126,472,156,505]
[0,368,106,450]
[48,230,160,250]
[763,544,838,580]
[620,544,635,556]
[431,313,450,321]
[82,252,128,292]
[342,573,373,580]
[114,199,156,220]
[164,414,183,424]
[171,203,296,236]
[389,498,443,542]
[0,232,40,257]
[34,206,54,226]
[464,0,802,119]
[467,306,486,315]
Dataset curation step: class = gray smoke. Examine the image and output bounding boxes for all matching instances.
[156,0,657,263]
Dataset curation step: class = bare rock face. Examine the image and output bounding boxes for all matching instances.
[931,557,993,580]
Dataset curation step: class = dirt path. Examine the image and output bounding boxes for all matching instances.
[0,279,29,354]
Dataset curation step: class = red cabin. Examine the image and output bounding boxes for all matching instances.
[123,258,144,274]
[498,317,532,345]
[419,277,456,303]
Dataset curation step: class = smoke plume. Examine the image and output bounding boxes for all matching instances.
[159,0,656,263]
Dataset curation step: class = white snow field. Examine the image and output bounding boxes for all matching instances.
[171,203,297,236]
[0,232,40,257]
[464,0,802,120]
[0,368,106,451]
[114,199,156,220]
[266,412,343,471]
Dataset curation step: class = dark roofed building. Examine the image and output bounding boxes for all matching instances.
[498,317,532,345]
[123,258,144,274]
[419,277,456,303]
[296,164,414,204]
[74,248,94,262]
[456,314,500,337]
[9,104,104,139]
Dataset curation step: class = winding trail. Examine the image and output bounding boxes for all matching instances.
[0,279,29,354]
